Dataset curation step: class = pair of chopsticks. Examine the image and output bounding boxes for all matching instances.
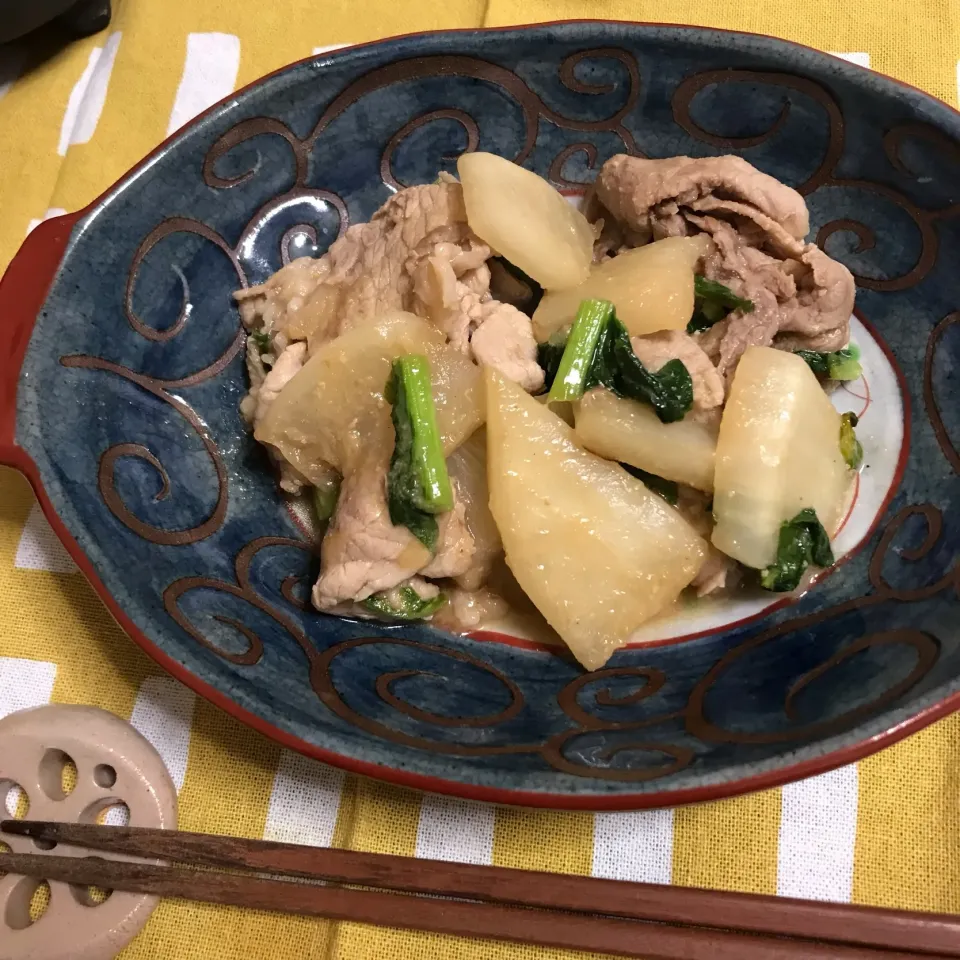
[2,819,958,960]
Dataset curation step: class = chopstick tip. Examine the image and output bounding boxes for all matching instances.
[1,819,41,837]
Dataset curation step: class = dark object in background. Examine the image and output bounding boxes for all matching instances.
[0,0,110,44]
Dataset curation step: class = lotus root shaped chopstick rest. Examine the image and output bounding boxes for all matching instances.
[0,704,177,960]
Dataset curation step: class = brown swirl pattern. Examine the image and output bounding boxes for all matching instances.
[924,312,960,476]
[541,731,694,782]
[60,335,242,545]
[233,188,349,260]
[310,636,536,757]
[868,505,959,601]
[206,49,641,200]
[783,630,940,723]
[673,69,960,291]
[381,109,480,190]
[164,537,319,667]
[674,70,845,193]
[125,217,245,342]
[549,143,600,189]
[686,604,939,746]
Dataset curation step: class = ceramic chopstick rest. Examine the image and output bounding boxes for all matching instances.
[0,705,177,960]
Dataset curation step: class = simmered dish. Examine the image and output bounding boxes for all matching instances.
[236,152,863,670]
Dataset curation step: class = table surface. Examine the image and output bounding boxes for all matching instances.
[1,2,958,957]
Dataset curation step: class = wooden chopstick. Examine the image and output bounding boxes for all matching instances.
[0,850,942,960]
[6,820,959,956]
[2,820,957,960]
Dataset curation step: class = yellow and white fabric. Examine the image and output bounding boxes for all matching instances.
[2,2,959,956]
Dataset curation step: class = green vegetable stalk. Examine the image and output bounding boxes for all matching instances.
[827,345,862,381]
[250,330,271,352]
[363,585,446,620]
[620,464,679,504]
[544,299,694,422]
[547,300,615,403]
[385,355,453,550]
[312,474,341,522]
[760,508,835,592]
[687,276,754,333]
[795,343,862,381]
[839,411,863,470]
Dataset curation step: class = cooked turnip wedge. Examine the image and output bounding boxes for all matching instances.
[575,388,717,492]
[458,152,593,290]
[532,235,712,342]
[712,346,851,570]
[256,313,482,475]
[486,369,707,670]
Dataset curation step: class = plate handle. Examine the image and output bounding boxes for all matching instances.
[0,212,81,454]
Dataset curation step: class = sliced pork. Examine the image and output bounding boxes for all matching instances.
[234,255,328,354]
[596,154,809,243]
[312,444,474,610]
[237,180,543,394]
[408,224,543,390]
[595,154,855,379]
[470,302,544,393]
[242,341,307,429]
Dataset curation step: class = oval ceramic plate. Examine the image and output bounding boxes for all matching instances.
[2,22,958,808]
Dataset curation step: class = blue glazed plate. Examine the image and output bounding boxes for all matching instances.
[2,21,958,808]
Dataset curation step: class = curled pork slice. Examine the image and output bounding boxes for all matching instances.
[239,341,310,495]
[409,225,544,391]
[596,154,810,243]
[312,445,474,610]
[695,216,855,376]
[470,302,544,393]
[296,181,470,347]
[773,245,856,354]
[692,218,786,378]
[630,330,724,413]
[595,154,855,379]
[408,223,492,350]
[241,341,307,429]
[234,256,329,353]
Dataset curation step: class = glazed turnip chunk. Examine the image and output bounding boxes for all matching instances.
[712,346,851,570]
[575,388,717,492]
[256,312,483,476]
[533,236,711,342]
[486,369,707,670]
[458,151,593,290]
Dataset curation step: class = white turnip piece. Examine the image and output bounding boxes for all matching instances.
[711,346,851,569]
[457,152,594,291]
[532,235,712,342]
[256,313,483,476]
[575,388,718,492]
[486,369,707,670]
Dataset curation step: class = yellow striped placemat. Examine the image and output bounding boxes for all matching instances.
[1,2,959,956]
